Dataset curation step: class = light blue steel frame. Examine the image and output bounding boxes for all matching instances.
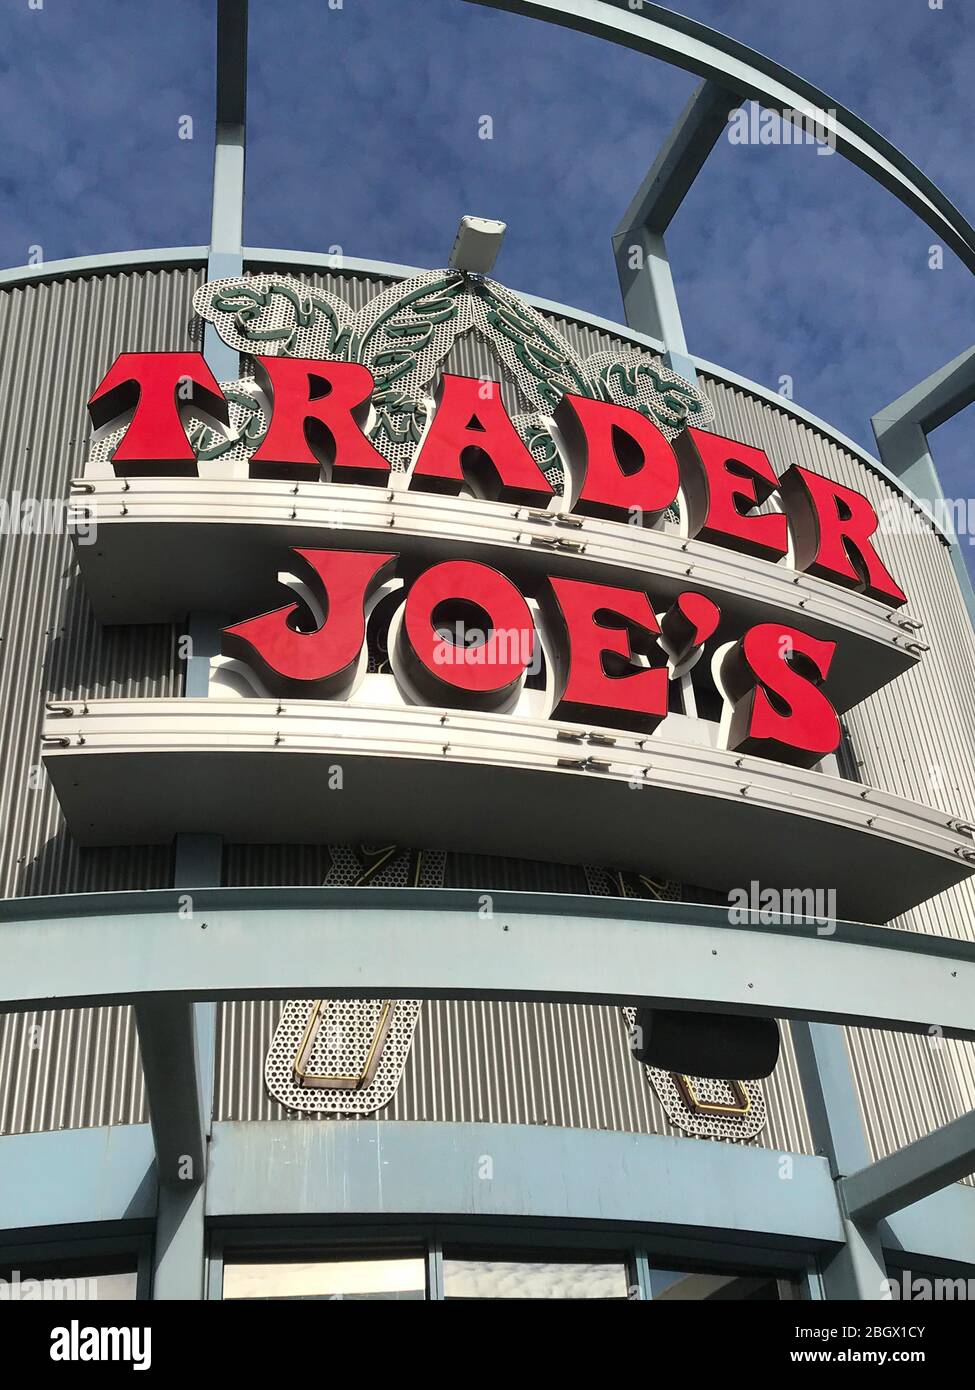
[2,0,975,1299]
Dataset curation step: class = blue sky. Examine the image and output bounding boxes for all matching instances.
[0,0,972,553]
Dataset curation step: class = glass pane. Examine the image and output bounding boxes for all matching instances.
[649,1268,794,1300]
[223,1255,426,1301]
[0,1262,137,1301]
[444,1257,628,1300]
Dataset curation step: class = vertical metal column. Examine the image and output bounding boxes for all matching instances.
[612,80,733,384]
[792,1023,888,1299]
[149,0,248,1299]
[205,0,248,380]
[872,346,975,628]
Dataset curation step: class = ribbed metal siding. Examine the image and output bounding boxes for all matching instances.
[0,267,200,1134]
[217,849,812,1154]
[701,375,975,1175]
[0,1006,144,1137]
[214,997,813,1155]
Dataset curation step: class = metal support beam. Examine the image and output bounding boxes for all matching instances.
[613,228,694,377]
[134,997,206,1190]
[842,1109,975,1225]
[173,833,222,1135]
[173,617,225,1150]
[791,1022,871,1180]
[821,1218,888,1301]
[612,81,732,378]
[183,616,225,699]
[873,344,975,440]
[465,1,975,273]
[146,5,248,1298]
[792,1021,889,1299]
[872,345,975,626]
[124,994,206,1299]
[4,888,975,1039]
[614,80,734,239]
[872,345,975,509]
[151,1183,207,1302]
[205,0,248,381]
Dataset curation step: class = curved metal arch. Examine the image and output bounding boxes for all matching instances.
[463,0,975,274]
[3,887,975,1039]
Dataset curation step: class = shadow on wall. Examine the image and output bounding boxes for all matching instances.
[5,562,181,898]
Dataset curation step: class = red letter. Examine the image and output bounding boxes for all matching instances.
[222,549,396,697]
[409,374,554,505]
[659,591,722,669]
[554,393,679,525]
[721,622,841,767]
[398,559,535,710]
[674,427,788,561]
[249,358,390,483]
[780,465,907,606]
[87,351,228,476]
[544,576,668,732]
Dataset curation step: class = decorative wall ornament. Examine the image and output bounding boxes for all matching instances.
[181,269,714,476]
[263,845,444,1115]
[583,865,768,1141]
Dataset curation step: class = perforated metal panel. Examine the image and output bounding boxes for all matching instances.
[186,268,712,478]
[583,866,767,1139]
[265,999,423,1115]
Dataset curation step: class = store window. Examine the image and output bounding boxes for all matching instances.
[443,1252,630,1300]
[0,1256,138,1301]
[222,1252,427,1301]
[648,1268,800,1300]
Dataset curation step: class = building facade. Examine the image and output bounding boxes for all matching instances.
[3,0,975,1302]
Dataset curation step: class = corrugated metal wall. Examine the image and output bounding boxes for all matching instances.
[0,267,200,1135]
[216,998,813,1156]
[2,263,972,1177]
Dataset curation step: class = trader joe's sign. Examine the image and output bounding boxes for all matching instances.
[81,269,911,769]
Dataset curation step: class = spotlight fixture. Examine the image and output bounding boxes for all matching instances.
[448,215,507,276]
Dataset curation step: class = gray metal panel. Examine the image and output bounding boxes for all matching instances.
[0,267,198,1134]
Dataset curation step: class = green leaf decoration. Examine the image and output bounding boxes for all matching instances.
[184,269,715,478]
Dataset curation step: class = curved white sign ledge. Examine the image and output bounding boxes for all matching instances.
[70,479,919,714]
[41,698,975,926]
